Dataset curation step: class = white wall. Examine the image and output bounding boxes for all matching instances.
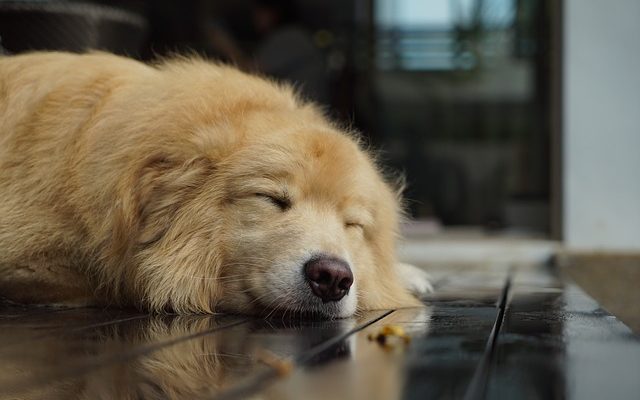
[564,0,640,251]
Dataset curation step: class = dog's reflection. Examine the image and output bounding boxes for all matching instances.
[84,316,361,400]
[88,316,243,400]
[2,306,432,400]
[1,313,357,400]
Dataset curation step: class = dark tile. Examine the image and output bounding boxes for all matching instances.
[486,276,640,400]
[401,305,500,400]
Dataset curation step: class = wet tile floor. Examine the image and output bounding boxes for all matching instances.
[1,262,639,400]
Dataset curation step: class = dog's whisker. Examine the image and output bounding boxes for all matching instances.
[262,292,289,319]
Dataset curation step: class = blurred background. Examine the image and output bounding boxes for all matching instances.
[0,0,559,237]
[0,0,638,255]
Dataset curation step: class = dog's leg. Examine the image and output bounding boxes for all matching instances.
[397,263,433,297]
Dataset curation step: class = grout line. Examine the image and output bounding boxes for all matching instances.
[214,310,396,400]
[462,271,512,400]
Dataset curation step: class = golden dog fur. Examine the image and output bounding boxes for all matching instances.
[0,52,428,317]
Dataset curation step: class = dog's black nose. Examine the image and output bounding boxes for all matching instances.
[304,256,353,303]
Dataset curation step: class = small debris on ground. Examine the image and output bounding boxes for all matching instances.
[367,325,411,350]
[255,349,294,377]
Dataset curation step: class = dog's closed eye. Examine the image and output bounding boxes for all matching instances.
[255,193,291,211]
[345,221,364,230]
[344,208,371,231]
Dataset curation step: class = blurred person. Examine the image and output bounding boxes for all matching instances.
[206,0,329,104]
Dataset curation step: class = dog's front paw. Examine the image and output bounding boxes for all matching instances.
[397,263,433,297]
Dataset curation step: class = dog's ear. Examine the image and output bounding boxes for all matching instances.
[136,155,211,245]
[111,154,211,261]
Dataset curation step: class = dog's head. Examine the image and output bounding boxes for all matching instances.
[210,110,422,318]
[104,67,419,318]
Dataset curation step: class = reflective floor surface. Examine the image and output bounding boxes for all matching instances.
[1,261,639,400]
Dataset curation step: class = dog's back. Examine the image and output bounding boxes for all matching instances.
[0,53,152,304]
